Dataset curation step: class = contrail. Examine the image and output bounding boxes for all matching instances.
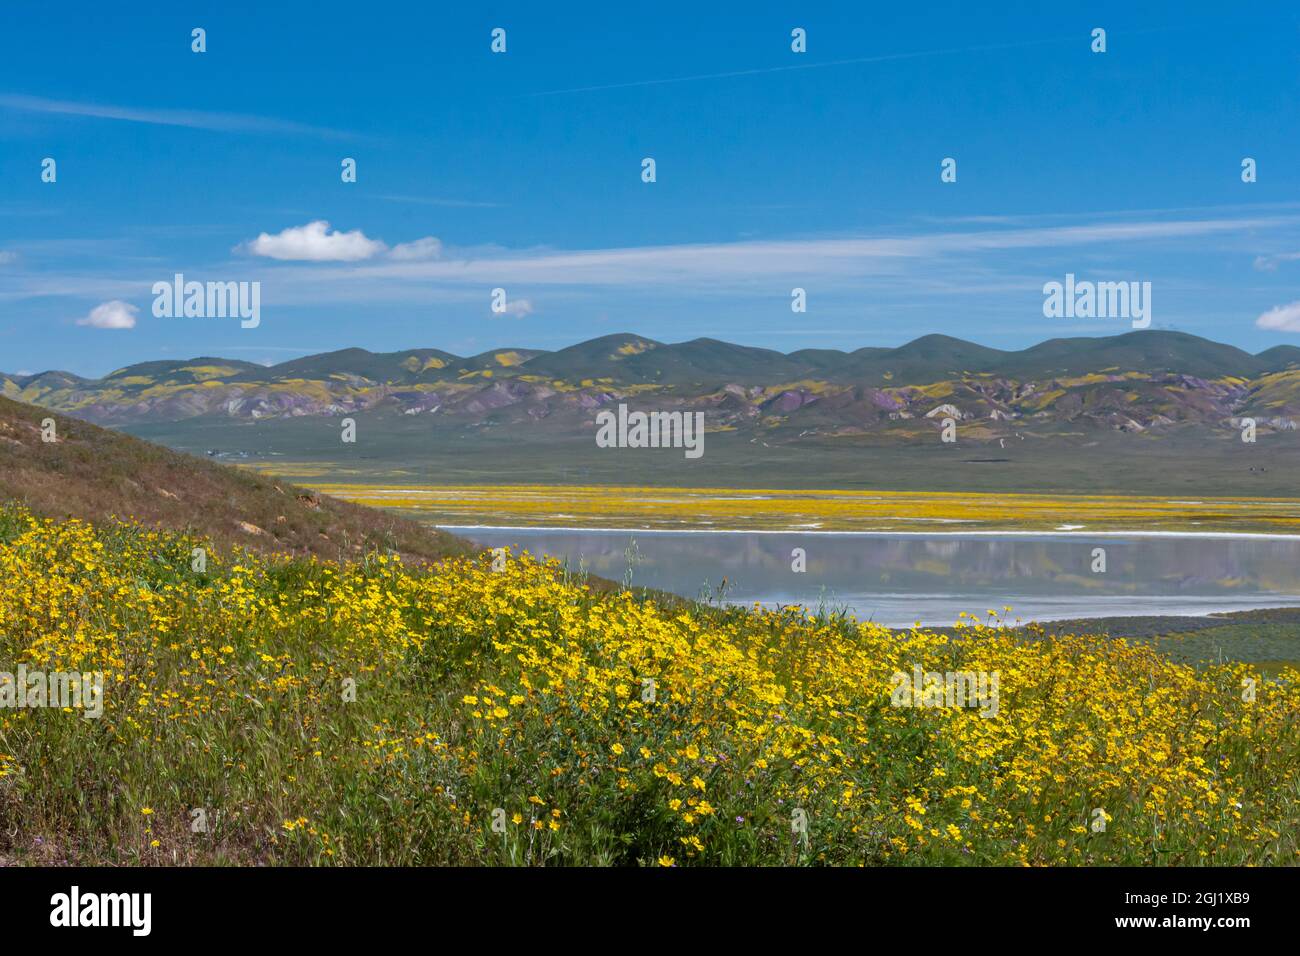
[0,93,351,139]
[526,37,1072,98]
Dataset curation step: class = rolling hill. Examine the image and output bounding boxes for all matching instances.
[0,394,471,562]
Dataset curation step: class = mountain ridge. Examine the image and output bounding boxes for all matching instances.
[6,329,1300,440]
[11,329,1300,388]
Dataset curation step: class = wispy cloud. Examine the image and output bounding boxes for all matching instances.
[389,237,443,261]
[282,215,1293,291]
[5,213,1295,318]
[372,193,504,209]
[0,93,349,138]
[1253,251,1300,271]
[217,345,328,354]
[0,273,144,303]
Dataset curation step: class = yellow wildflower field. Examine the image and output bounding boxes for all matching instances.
[0,505,1296,865]
[302,482,1300,535]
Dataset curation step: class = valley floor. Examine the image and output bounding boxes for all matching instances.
[261,480,1300,536]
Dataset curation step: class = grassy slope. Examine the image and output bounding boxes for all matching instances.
[0,395,471,564]
[2,509,1296,866]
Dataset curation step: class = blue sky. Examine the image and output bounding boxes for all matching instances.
[3,1,1300,377]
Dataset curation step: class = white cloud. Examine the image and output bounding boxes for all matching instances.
[497,298,534,318]
[241,222,445,263]
[243,221,388,262]
[76,300,138,329]
[1255,300,1300,332]
[389,236,442,261]
[0,251,15,264]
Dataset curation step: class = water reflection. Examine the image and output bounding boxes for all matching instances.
[456,528,1300,627]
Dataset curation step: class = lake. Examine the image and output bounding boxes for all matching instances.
[453,527,1300,627]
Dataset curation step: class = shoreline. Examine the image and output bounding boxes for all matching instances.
[879,601,1300,630]
[439,523,1300,541]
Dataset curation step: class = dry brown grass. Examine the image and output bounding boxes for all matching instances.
[0,395,471,564]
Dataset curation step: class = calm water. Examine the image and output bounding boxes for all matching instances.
[453,527,1300,627]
